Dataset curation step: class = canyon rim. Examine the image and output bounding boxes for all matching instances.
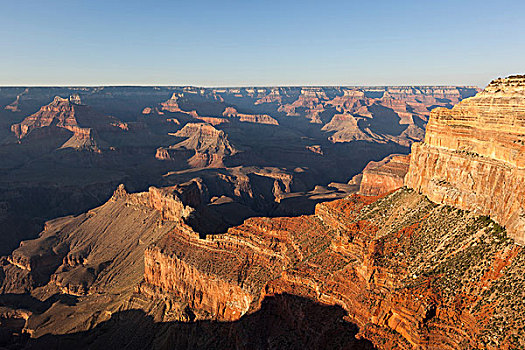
[1,1,524,348]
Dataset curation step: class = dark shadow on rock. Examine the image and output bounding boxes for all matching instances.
[358,104,408,136]
[186,140,409,237]
[9,294,376,350]
[0,293,78,315]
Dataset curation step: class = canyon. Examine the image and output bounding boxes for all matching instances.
[0,85,474,254]
[136,77,524,349]
[2,79,523,349]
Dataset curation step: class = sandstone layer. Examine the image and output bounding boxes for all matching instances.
[11,96,80,139]
[405,75,525,243]
[9,95,130,152]
[156,123,237,167]
[222,106,279,125]
[358,154,410,196]
[138,189,525,349]
[2,185,524,348]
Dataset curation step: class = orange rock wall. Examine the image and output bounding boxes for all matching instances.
[112,184,196,222]
[405,76,525,243]
[140,191,525,349]
[359,154,410,196]
[142,243,253,321]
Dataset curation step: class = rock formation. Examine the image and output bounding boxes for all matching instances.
[136,85,478,149]
[306,86,479,147]
[133,77,524,348]
[59,127,102,152]
[160,93,187,113]
[155,123,238,167]
[222,106,279,125]
[11,96,79,139]
[10,96,127,152]
[193,116,229,125]
[3,184,525,348]
[144,92,227,123]
[135,189,525,349]
[0,182,201,295]
[405,75,525,244]
[306,144,323,155]
[3,83,515,350]
[4,95,21,112]
[358,154,410,196]
[322,113,373,143]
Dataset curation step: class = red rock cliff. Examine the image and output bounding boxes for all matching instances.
[139,189,525,349]
[359,154,410,196]
[137,77,525,349]
[405,75,525,244]
[11,96,79,139]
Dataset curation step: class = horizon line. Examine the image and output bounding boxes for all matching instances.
[0,84,484,89]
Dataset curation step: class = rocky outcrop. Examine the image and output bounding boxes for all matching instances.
[193,116,229,125]
[0,182,203,296]
[359,154,410,196]
[145,93,228,124]
[11,96,79,139]
[405,75,525,244]
[222,107,279,125]
[156,123,238,167]
[141,106,159,115]
[9,96,127,151]
[160,93,186,113]
[59,127,102,152]
[112,184,198,221]
[306,144,323,155]
[140,230,255,321]
[277,91,326,122]
[4,95,21,112]
[138,189,525,349]
[154,147,171,160]
[69,94,82,105]
[4,181,524,348]
[322,113,373,143]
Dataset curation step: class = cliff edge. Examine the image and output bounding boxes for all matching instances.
[405,75,525,244]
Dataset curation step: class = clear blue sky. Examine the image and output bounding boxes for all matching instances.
[1,0,524,87]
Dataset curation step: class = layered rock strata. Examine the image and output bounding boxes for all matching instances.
[358,154,410,196]
[222,106,279,125]
[3,186,524,348]
[405,75,525,244]
[11,96,80,139]
[156,123,237,167]
[0,183,200,296]
[139,189,525,349]
[10,96,127,151]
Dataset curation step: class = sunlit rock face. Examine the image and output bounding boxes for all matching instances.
[138,189,525,349]
[11,96,79,139]
[222,106,279,125]
[358,154,410,196]
[9,95,130,152]
[405,75,525,243]
[155,123,238,167]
